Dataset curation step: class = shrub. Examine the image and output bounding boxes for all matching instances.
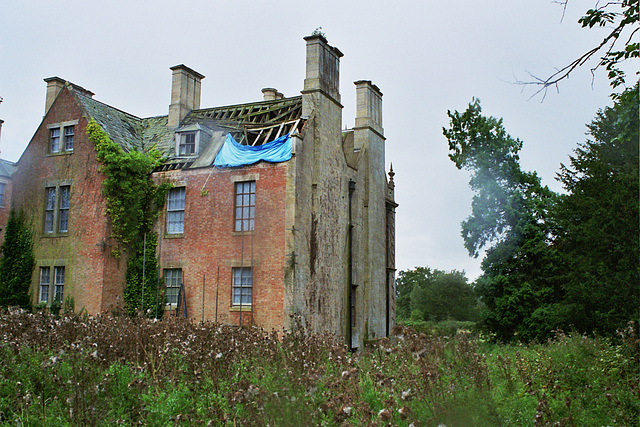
[0,209,34,309]
[0,311,636,425]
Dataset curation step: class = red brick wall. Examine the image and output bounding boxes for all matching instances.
[156,160,288,331]
[0,177,12,242]
[9,86,290,326]
[11,88,125,314]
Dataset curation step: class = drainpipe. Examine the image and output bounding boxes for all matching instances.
[347,179,355,350]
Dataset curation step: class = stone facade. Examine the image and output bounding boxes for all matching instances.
[3,35,396,348]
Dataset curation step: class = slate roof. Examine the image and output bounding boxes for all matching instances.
[72,87,304,170]
[74,91,146,152]
[0,159,16,178]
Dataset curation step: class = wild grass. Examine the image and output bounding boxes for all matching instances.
[0,309,637,426]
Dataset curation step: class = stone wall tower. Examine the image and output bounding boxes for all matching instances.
[288,34,348,336]
[353,80,388,341]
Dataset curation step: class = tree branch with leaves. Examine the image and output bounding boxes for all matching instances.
[518,0,638,98]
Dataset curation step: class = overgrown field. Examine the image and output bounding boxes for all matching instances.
[0,311,637,426]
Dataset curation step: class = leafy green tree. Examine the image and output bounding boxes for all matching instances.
[396,267,477,322]
[424,270,477,321]
[443,100,560,341]
[552,84,639,335]
[445,87,639,341]
[409,281,427,321]
[0,209,35,309]
[396,267,432,319]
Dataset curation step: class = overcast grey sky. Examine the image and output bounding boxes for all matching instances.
[0,1,625,279]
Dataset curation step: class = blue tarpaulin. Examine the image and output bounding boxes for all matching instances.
[214,133,292,167]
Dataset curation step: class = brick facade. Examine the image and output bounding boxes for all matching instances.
[2,36,396,347]
[0,165,13,243]
[10,89,125,313]
[156,162,288,331]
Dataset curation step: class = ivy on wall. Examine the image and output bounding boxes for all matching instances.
[87,120,170,316]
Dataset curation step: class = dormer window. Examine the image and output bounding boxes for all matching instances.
[174,128,202,157]
[174,125,210,158]
[179,132,196,155]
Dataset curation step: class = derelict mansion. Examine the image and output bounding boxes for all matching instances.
[0,35,397,347]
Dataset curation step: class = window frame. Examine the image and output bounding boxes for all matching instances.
[58,185,70,233]
[234,181,255,232]
[164,268,182,306]
[44,187,56,234]
[47,121,77,155]
[39,267,51,303]
[50,128,60,153]
[44,184,71,235]
[175,130,200,157]
[166,187,185,235]
[232,267,253,306]
[53,266,65,302]
[64,125,75,151]
[179,132,196,156]
[0,182,6,207]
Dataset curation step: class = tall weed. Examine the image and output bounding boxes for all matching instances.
[0,310,637,425]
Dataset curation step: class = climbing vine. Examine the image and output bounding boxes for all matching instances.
[87,120,170,316]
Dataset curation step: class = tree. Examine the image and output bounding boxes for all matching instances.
[396,267,477,322]
[396,267,432,320]
[423,270,477,321]
[445,88,639,341]
[521,0,638,96]
[444,100,560,341]
[0,209,35,309]
[552,83,639,335]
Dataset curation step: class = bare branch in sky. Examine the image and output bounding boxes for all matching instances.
[517,0,639,99]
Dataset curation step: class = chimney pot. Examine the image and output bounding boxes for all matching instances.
[261,88,278,101]
[354,80,383,135]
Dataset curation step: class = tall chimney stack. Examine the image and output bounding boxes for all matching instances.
[354,80,383,140]
[302,34,343,117]
[168,65,205,128]
[44,77,66,114]
[43,77,94,115]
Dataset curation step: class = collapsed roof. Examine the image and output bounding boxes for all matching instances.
[73,88,305,171]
